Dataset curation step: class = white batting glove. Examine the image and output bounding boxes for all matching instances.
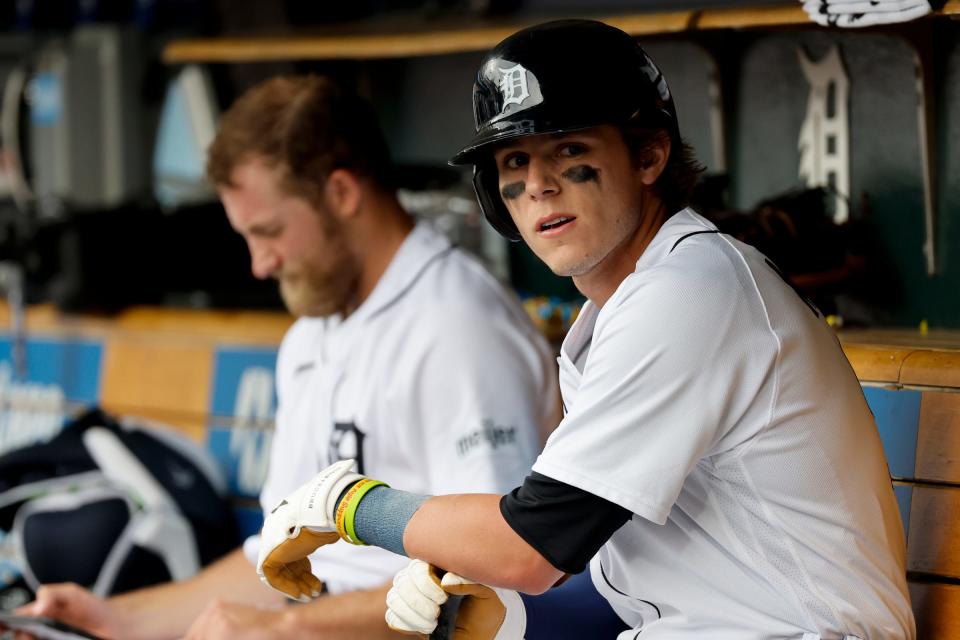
[256,459,363,601]
[385,559,449,635]
[385,559,526,639]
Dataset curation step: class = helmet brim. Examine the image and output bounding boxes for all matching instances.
[448,122,598,167]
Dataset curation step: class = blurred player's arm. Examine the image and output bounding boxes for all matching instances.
[25,548,411,640]
[22,548,281,640]
[184,579,409,640]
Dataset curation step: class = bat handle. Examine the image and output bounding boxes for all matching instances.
[429,594,464,640]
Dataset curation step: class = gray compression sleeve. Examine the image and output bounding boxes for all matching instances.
[352,485,430,556]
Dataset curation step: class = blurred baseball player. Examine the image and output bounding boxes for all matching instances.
[255,21,916,640]
[17,75,561,639]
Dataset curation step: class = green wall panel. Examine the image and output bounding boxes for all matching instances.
[934,35,960,326]
[733,31,960,326]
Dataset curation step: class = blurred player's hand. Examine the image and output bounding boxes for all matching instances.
[13,583,120,639]
[257,459,363,601]
[184,600,287,640]
[385,559,526,639]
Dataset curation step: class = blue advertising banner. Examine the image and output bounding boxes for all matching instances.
[206,347,278,499]
[0,337,102,403]
[862,386,921,480]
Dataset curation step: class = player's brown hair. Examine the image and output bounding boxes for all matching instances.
[206,75,394,209]
[622,127,705,217]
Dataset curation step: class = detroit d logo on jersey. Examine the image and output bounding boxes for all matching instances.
[328,422,366,474]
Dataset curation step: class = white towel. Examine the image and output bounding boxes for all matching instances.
[807,0,911,4]
[802,0,932,26]
[803,0,926,12]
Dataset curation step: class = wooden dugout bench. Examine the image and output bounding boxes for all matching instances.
[841,330,960,638]
[1,305,959,633]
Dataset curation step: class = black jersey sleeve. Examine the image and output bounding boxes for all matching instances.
[499,471,631,575]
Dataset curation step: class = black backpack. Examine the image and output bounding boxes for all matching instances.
[0,407,238,608]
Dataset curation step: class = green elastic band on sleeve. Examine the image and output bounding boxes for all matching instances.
[344,480,388,545]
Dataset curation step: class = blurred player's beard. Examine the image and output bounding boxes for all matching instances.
[278,218,361,318]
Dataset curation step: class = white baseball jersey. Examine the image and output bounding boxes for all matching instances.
[244,222,557,593]
[532,209,913,639]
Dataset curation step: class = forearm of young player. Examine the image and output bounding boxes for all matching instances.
[399,494,564,595]
[111,548,284,639]
[270,581,409,640]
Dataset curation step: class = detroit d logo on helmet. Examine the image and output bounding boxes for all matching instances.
[497,63,530,111]
[486,60,542,123]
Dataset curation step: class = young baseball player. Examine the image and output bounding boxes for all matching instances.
[18,75,562,640]
[256,21,916,640]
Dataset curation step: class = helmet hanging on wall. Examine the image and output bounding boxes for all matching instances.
[450,19,681,241]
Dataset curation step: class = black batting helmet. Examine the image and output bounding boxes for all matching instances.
[450,19,680,241]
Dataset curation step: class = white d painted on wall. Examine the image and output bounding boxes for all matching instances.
[230,366,274,495]
[798,45,850,224]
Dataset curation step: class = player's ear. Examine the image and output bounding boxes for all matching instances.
[634,131,671,186]
[323,169,362,220]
